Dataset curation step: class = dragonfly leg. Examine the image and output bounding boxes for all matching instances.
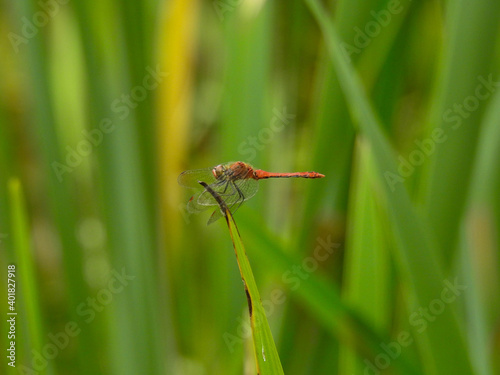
[228,181,245,214]
[221,180,232,195]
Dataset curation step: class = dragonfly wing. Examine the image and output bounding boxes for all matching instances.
[185,176,259,224]
[206,188,242,225]
[206,179,256,205]
[177,168,216,189]
[190,180,241,223]
[206,198,246,225]
[219,179,258,216]
[236,178,259,202]
[187,189,217,213]
[207,207,225,225]
[205,181,241,225]
[195,180,228,206]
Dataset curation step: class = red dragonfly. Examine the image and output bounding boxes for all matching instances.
[178,161,325,224]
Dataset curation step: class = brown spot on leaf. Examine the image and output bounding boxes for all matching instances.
[244,284,252,318]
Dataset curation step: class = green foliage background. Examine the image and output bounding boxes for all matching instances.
[1,0,499,374]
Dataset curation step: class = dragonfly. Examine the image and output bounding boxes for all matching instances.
[178,161,325,225]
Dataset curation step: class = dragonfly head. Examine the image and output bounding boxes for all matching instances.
[212,164,226,179]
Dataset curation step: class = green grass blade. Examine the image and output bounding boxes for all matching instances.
[8,1,99,372]
[219,2,273,164]
[200,182,284,374]
[461,87,500,375]
[8,178,54,375]
[465,75,500,218]
[303,0,474,373]
[339,139,396,375]
[226,213,284,374]
[240,212,419,375]
[423,0,500,262]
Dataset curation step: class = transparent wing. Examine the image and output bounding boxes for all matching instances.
[177,168,216,189]
[206,178,258,204]
[180,167,260,225]
[206,179,259,225]
[186,178,234,211]
[207,207,225,225]
[225,178,258,215]
[195,180,230,205]
[235,178,258,202]
[186,188,218,213]
[206,193,241,225]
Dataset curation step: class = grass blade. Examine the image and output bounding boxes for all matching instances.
[8,178,54,375]
[200,182,284,374]
[303,0,474,373]
[461,87,500,375]
[339,139,395,375]
[423,0,500,262]
[240,211,419,375]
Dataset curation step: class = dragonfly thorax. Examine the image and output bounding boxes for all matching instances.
[212,161,254,181]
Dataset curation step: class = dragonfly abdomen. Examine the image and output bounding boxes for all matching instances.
[253,170,325,179]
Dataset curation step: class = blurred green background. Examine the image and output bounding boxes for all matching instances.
[1,0,500,374]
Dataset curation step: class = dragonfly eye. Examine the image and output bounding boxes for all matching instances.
[213,164,225,178]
